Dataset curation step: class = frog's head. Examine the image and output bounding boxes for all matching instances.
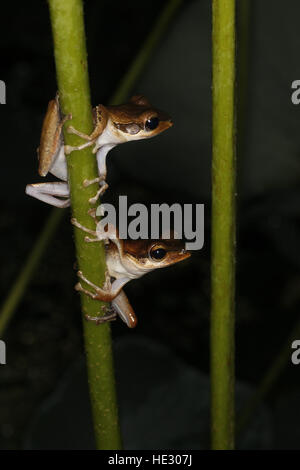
[106,95,173,142]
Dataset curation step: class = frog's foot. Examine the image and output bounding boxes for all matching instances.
[75,269,114,302]
[71,217,97,236]
[82,176,108,205]
[64,140,96,155]
[88,182,109,205]
[85,305,117,325]
[77,269,111,291]
[67,110,104,142]
[83,176,104,187]
[85,305,118,325]
[85,312,117,324]
[85,209,109,245]
[87,207,97,221]
[71,216,109,243]
[66,123,103,155]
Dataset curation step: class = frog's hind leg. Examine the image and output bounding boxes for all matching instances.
[85,310,117,325]
[25,182,70,208]
[112,290,137,328]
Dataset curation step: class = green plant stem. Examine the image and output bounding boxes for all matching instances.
[0,209,64,336]
[211,0,236,450]
[48,0,121,450]
[0,0,180,339]
[0,0,181,448]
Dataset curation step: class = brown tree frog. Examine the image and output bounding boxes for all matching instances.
[71,216,190,328]
[25,94,173,207]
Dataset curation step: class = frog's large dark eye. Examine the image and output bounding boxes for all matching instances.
[150,246,167,261]
[145,117,159,131]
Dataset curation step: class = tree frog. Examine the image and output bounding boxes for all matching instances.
[25,94,173,207]
[71,216,190,328]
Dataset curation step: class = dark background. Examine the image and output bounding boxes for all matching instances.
[0,0,300,449]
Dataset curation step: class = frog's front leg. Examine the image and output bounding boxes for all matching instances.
[64,109,113,204]
[64,139,96,155]
[71,216,116,245]
[70,217,101,243]
[75,270,130,302]
[64,104,107,156]
[64,122,98,154]
[25,182,70,208]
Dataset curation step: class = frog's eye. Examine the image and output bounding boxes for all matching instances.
[145,116,159,131]
[150,245,167,261]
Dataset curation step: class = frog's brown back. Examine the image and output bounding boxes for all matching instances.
[38,96,62,177]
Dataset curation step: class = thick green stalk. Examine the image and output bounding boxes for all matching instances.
[48,0,121,450]
[0,0,181,448]
[211,0,236,450]
[0,0,180,338]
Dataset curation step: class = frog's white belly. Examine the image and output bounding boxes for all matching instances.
[106,254,150,280]
[49,144,68,181]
